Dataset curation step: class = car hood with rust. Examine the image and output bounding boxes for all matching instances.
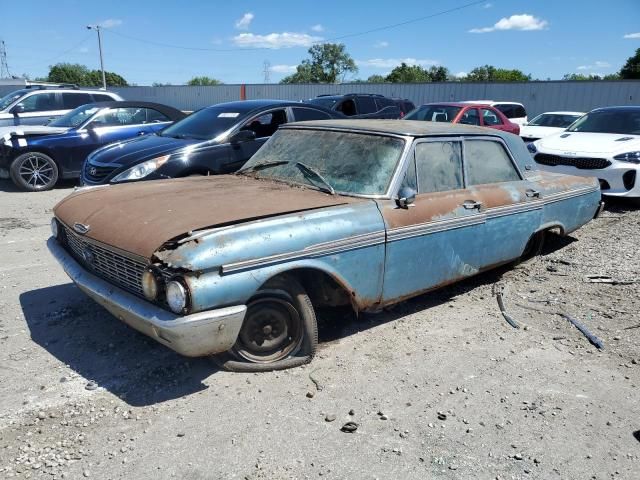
[53,175,362,258]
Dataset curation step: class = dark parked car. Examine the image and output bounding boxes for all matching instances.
[405,102,520,135]
[392,98,416,118]
[0,101,185,191]
[81,99,342,185]
[306,93,401,119]
[0,83,121,127]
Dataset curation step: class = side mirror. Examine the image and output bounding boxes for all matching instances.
[230,129,256,144]
[395,186,416,209]
[12,103,25,115]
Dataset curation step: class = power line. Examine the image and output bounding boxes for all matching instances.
[18,35,93,70]
[103,0,486,53]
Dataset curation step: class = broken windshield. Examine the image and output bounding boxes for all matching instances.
[240,128,405,195]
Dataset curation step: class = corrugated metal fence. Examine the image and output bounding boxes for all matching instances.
[2,81,639,117]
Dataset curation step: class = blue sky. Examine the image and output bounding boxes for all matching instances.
[3,0,639,85]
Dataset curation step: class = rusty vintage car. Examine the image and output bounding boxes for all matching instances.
[48,120,603,370]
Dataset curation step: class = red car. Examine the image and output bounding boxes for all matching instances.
[404,102,520,135]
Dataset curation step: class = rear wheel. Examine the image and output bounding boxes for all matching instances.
[10,152,59,192]
[217,276,318,372]
[520,230,545,263]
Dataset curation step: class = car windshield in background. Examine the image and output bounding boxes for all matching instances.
[404,105,462,123]
[240,129,405,196]
[0,90,24,110]
[567,110,640,135]
[160,107,244,140]
[49,105,101,128]
[306,97,338,109]
[528,113,582,128]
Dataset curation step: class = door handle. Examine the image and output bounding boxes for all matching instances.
[137,131,146,136]
[462,200,483,210]
[526,189,541,198]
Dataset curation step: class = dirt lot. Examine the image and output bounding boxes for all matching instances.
[0,180,638,480]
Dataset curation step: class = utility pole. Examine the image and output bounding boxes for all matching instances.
[0,40,11,78]
[86,25,106,89]
[263,60,271,84]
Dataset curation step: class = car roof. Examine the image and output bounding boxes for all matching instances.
[80,101,186,119]
[284,119,507,137]
[536,111,585,116]
[590,106,640,113]
[203,99,306,111]
[422,102,495,108]
[459,100,525,107]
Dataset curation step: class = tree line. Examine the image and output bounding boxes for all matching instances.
[30,46,640,86]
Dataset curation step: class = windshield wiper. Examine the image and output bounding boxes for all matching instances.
[295,162,335,195]
[241,160,290,173]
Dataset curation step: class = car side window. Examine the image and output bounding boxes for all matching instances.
[481,108,502,126]
[19,93,59,112]
[514,105,527,118]
[400,156,417,191]
[62,93,92,109]
[415,141,463,194]
[144,108,171,123]
[465,140,521,185]
[91,94,115,102]
[90,107,145,127]
[495,104,515,118]
[241,109,287,137]
[336,99,356,116]
[291,107,331,121]
[459,108,480,126]
[355,96,377,114]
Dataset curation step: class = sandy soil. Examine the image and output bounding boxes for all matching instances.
[0,180,638,480]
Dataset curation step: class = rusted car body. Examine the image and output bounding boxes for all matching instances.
[48,120,603,369]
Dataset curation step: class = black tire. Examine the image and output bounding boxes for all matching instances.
[519,230,545,263]
[217,276,318,372]
[10,151,59,192]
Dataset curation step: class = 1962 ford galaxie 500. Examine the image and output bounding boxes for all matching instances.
[48,120,603,370]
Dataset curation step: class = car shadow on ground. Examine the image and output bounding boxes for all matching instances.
[0,178,77,193]
[20,283,218,407]
[602,196,640,214]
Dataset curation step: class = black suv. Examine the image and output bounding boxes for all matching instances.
[305,93,401,119]
[392,98,416,118]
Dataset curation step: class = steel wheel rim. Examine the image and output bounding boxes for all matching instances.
[235,297,303,363]
[18,155,54,189]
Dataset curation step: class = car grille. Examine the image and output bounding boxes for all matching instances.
[534,153,611,170]
[62,226,147,297]
[83,162,117,183]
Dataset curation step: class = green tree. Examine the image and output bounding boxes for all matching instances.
[427,66,450,82]
[366,74,386,83]
[465,65,531,82]
[46,63,128,86]
[620,48,640,79]
[281,43,357,84]
[385,63,431,83]
[187,76,223,86]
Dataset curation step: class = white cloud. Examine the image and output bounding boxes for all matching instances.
[99,19,123,28]
[357,58,438,69]
[311,24,324,32]
[235,12,254,30]
[233,32,322,49]
[483,3,493,8]
[374,41,389,48]
[469,14,548,33]
[270,64,297,74]
[624,32,640,39]
[577,61,611,70]
[454,71,467,78]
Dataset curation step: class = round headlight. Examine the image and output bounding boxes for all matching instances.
[166,280,188,314]
[141,270,159,301]
[50,218,59,238]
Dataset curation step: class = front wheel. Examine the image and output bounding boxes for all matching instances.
[10,152,59,192]
[218,276,318,372]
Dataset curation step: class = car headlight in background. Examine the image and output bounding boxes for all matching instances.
[141,269,160,301]
[527,142,538,154]
[50,217,59,238]
[166,280,189,314]
[111,155,170,182]
[613,151,640,164]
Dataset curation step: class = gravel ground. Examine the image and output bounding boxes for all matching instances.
[0,180,638,480]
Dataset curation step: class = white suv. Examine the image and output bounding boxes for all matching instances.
[459,101,528,126]
[0,84,122,127]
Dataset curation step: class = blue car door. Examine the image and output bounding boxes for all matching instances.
[377,138,487,304]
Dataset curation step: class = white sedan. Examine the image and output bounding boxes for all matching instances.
[520,111,584,142]
[529,106,640,198]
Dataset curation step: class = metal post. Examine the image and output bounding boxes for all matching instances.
[87,25,106,90]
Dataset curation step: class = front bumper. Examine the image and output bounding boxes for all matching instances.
[47,237,246,357]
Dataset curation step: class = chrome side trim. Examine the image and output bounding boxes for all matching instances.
[221,230,386,274]
[544,185,599,204]
[387,214,486,242]
[484,200,544,219]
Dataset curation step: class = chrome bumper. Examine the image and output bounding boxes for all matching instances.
[47,237,246,357]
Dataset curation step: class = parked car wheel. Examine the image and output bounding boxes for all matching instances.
[519,230,546,263]
[220,276,318,372]
[10,152,59,192]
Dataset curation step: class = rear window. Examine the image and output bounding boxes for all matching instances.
[495,104,526,119]
[62,93,92,109]
[355,96,377,114]
[92,93,116,102]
